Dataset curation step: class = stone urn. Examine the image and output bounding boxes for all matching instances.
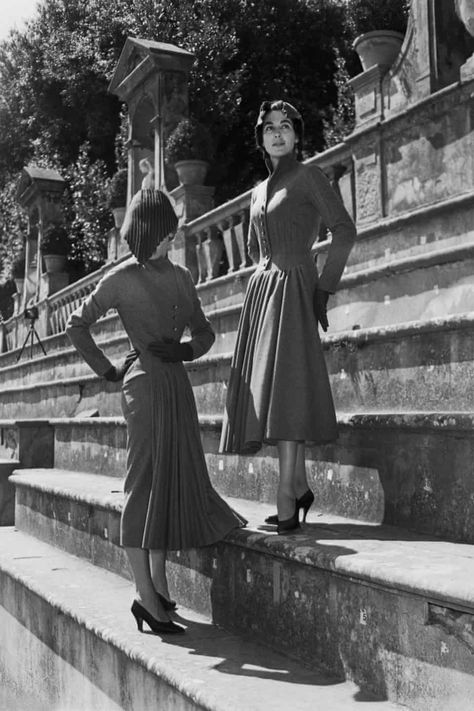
[174,160,209,186]
[43,254,67,273]
[455,0,474,36]
[13,277,24,295]
[455,0,474,80]
[111,206,126,229]
[353,30,405,71]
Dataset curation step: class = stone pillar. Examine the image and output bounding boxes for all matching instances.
[16,167,67,306]
[108,38,194,199]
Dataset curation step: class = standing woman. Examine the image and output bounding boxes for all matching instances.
[220,100,356,533]
[67,189,245,635]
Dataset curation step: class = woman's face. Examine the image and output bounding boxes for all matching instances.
[148,234,173,260]
[262,110,298,160]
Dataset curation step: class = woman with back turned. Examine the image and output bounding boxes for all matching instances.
[67,189,245,635]
[220,100,356,534]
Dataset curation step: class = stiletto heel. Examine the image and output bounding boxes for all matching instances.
[131,600,185,635]
[132,607,144,632]
[298,489,315,522]
[265,488,314,525]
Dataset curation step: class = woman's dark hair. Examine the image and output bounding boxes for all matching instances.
[255,100,304,161]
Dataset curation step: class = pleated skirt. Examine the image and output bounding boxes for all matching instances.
[220,261,338,454]
[120,360,245,550]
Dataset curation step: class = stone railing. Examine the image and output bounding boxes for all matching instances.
[0,258,127,353]
[182,141,354,283]
[1,143,354,352]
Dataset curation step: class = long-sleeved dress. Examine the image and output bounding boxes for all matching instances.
[220,154,356,455]
[67,255,244,550]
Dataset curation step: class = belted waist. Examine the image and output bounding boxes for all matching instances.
[259,251,314,270]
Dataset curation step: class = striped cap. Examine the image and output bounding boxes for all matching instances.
[121,189,178,263]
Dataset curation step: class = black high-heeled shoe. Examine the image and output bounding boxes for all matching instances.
[157,592,177,611]
[131,600,185,634]
[277,509,300,535]
[265,488,314,525]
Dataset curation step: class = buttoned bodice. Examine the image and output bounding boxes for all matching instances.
[247,154,356,291]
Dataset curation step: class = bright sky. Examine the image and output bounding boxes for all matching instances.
[0,0,41,42]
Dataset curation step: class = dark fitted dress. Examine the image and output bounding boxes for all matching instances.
[220,154,356,454]
[67,256,244,550]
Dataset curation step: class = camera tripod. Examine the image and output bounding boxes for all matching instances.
[16,317,47,362]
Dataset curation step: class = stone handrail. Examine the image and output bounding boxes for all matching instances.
[1,142,354,351]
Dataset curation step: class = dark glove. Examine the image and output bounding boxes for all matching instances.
[148,339,193,363]
[313,288,330,332]
[103,348,139,382]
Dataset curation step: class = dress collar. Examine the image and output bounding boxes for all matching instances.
[265,152,299,177]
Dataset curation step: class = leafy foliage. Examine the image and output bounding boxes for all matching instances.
[41,224,69,255]
[165,118,215,164]
[0,0,369,302]
[106,168,128,209]
[346,0,410,36]
[323,50,355,148]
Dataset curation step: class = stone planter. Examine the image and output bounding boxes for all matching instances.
[455,0,474,36]
[455,0,474,80]
[174,160,209,186]
[43,254,67,274]
[353,30,405,71]
[112,206,126,229]
[13,278,24,295]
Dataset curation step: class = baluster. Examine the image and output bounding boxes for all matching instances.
[203,226,223,281]
[235,209,249,269]
[195,231,208,283]
[219,217,237,274]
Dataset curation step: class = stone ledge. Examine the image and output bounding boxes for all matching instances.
[0,527,369,711]
[338,241,474,290]
[11,468,474,613]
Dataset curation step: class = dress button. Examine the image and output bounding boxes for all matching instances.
[173,305,178,310]
[173,327,178,332]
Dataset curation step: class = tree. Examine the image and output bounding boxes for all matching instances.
[0,0,357,289]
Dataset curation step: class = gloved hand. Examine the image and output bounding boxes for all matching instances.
[148,339,193,363]
[103,348,139,382]
[313,288,330,332]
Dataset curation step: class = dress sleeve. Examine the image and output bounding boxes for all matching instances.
[307,166,356,293]
[66,272,117,376]
[183,271,215,359]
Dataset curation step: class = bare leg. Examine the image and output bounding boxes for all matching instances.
[124,546,169,622]
[277,440,298,520]
[149,549,172,601]
[294,443,309,499]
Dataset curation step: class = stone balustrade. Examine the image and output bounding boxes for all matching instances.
[181,140,354,284]
[1,144,354,352]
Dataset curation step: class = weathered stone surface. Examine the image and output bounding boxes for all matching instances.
[0,527,399,710]
[8,473,474,709]
[0,460,18,525]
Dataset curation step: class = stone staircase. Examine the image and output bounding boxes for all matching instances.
[1,229,474,709]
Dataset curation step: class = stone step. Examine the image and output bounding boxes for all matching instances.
[314,195,474,274]
[2,312,474,419]
[3,409,474,543]
[3,234,474,388]
[330,241,474,332]
[0,458,19,525]
[0,528,397,711]
[8,468,474,710]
